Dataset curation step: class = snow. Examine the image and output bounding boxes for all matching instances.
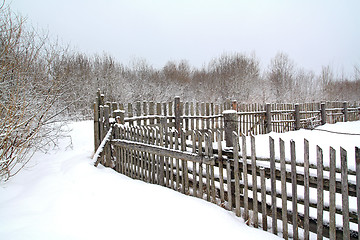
[223,110,237,114]
[0,121,281,240]
[248,121,360,171]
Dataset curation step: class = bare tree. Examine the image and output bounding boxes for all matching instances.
[267,53,295,102]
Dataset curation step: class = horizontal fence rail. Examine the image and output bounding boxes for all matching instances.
[93,89,360,240]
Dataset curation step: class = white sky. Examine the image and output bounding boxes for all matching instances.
[11,0,360,75]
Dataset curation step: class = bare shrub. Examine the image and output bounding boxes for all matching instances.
[0,4,67,180]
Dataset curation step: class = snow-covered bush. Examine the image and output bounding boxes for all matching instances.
[0,4,68,180]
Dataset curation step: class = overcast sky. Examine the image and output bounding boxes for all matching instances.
[11,0,360,76]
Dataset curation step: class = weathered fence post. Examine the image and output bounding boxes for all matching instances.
[149,102,155,125]
[223,110,238,147]
[103,105,112,168]
[128,103,134,126]
[111,102,118,117]
[232,100,237,111]
[136,101,141,126]
[321,103,326,125]
[295,103,300,130]
[265,103,272,133]
[174,97,181,132]
[114,109,125,124]
[343,101,348,122]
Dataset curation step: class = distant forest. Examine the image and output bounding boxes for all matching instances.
[59,52,360,117]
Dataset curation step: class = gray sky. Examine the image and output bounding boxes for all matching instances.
[11,0,360,75]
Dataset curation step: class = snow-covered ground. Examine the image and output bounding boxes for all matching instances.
[250,121,360,171]
[0,121,281,240]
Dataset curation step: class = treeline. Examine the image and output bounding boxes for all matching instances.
[1,3,359,179]
[54,51,360,118]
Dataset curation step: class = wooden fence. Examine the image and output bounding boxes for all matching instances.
[93,90,360,240]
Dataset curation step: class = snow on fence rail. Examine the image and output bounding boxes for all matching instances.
[93,90,360,240]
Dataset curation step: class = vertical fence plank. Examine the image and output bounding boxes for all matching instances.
[139,127,144,179]
[233,132,241,217]
[122,127,127,176]
[321,103,326,125]
[156,103,162,125]
[269,136,277,235]
[148,102,154,125]
[251,134,258,228]
[195,102,200,131]
[343,101,348,122]
[280,138,288,240]
[217,130,225,204]
[159,125,165,186]
[294,104,300,130]
[185,102,189,134]
[242,133,249,222]
[329,147,336,240]
[260,167,267,231]
[136,101,141,126]
[169,129,174,189]
[266,103,272,133]
[209,130,216,203]
[114,125,119,172]
[181,130,188,194]
[190,102,194,133]
[130,127,136,179]
[317,146,323,240]
[139,127,145,181]
[303,139,310,240]
[226,158,232,211]
[145,127,151,182]
[136,127,141,179]
[174,97,181,132]
[290,140,298,239]
[120,127,125,174]
[201,102,205,130]
[355,147,360,240]
[198,132,204,199]
[143,101,148,125]
[192,131,197,198]
[94,101,100,150]
[99,105,104,141]
[175,131,180,191]
[205,133,211,202]
[151,127,156,183]
[206,103,210,129]
[143,126,149,182]
[128,103,134,126]
[341,147,350,239]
